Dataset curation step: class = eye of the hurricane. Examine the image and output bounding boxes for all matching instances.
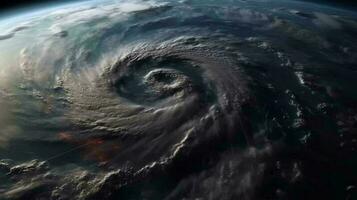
[144,68,192,95]
[145,68,182,86]
[111,55,215,106]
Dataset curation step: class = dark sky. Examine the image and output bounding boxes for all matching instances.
[0,0,69,9]
[0,0,80,12]
[0,0,356,11]
[302,0,357,9]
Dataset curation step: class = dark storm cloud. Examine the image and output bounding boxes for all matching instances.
[0,25,30,40]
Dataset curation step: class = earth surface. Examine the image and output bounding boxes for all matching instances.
[0,0,357,199]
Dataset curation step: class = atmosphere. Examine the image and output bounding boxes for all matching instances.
[1,0,357,10]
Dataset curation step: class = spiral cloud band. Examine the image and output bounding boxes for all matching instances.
[0,0,357,199]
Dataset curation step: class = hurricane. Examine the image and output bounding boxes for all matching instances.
[0,0,357,199]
